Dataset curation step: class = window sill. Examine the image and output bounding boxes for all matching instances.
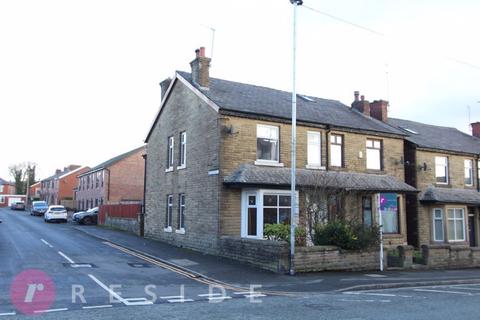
[306,165,326,170]
[175,228,185,235]
[165,168,174,173]
[177,165,186,170]
[254,160,284,167]
[164,227,172,233]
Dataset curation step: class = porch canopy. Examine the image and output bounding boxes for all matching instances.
[224,164,417,193]
[420,187,480,205]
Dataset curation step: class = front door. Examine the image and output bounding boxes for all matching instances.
[468,207,476,247]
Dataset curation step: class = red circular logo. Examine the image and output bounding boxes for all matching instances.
[10,269,56,315]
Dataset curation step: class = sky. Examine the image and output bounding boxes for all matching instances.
[1,0,479,180]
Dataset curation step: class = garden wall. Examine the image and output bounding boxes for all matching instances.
[422,244,480,269]
[99,204,141,236]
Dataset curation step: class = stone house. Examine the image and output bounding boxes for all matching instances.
[389,118,480,248]
[76,146,145,210]
[40,165,89,207]
[144,47,416,258]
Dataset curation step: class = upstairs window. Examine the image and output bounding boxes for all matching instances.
[307,131,321,168]
[179,131,186,168]
[256,125,279,162]
[167,136,174,170]
[435,156,448,184]
[465,159,473,186]
[330,134,343,167]
[366,139,382,170]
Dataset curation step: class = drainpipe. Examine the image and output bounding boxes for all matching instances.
[105,168,111,202]
[325,126,331,171]
[142,154,147,214]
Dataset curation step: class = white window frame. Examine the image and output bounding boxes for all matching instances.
[432,208,444,242]
[166,136,174,172]
[366,139,382,170]
[0,185,3,193]
[176,193,185,234]
[329,134,343,167]
[306,131,324,169]
[177,131,187,170]
[255,124,283,166]
[447,208,466,242]
[435,156,449,185]
[464,159,473,186]
[241,189,299,239]
[164,194,173,232]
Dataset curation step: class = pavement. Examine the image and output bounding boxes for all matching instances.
[74,222,480,293]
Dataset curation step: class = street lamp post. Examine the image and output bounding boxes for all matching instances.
[289,0,302,276]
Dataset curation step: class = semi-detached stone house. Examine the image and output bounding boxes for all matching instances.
[144,48,416,257]
[389,118,480,248]
[76,146,146,211]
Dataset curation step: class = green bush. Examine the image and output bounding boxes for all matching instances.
[313,220,380,250]
[264,224,307,247]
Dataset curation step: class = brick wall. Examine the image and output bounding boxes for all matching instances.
[109,148,145,202]
[145,80,221,254]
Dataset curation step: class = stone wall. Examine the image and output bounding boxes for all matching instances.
[219,236,289,273]
[422,244,480,268]
[103,216,140,235]
[295,246,384,272]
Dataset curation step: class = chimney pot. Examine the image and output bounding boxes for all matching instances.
[354,91,360,102]
[199,47,206,57]
[361,95,365,101]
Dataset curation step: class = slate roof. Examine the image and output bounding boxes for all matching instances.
[176,71,405,136]
[0,178,14,186]
[78,146,145,177]
[388,118,480,155]
[420,187,480,205]
[224,164,417,193]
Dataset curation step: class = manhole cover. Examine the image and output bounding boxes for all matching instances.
[63,263,97,268]
[128,263,152,268]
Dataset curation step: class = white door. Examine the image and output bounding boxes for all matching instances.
[8,198,21,206]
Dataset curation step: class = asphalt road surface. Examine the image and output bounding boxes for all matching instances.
[1,207,479,319]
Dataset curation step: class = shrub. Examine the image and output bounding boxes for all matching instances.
[313,220,380,250]
[263,224,307,247]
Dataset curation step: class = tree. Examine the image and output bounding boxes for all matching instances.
[8,162,37,194]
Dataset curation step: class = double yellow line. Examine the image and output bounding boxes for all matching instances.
[102,241,296,297]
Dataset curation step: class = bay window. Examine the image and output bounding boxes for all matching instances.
[256,125,279,163]
[433,208,444,241]
[447,208,465,241]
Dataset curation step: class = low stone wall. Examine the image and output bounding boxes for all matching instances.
[295,246,384,272]
[103,216,140,235]
[218,236,289,273]
[422,244,480,269]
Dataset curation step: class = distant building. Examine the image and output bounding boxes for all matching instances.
[0,177,25,207]
[76,146,145,210]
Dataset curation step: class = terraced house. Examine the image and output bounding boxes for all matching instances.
[144,47,416,261]
[389,119,480,248]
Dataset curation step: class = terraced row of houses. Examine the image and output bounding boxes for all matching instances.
[142,48,480,270]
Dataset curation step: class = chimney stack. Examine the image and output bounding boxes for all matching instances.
[471,122,480,138]
[190,46,211,90]
[351,91,370,116]
[55,169,61,175]
[370,100,389,122]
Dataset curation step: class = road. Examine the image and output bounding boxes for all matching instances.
[1,207,480,319]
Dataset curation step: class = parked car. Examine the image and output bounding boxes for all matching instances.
[10,201,25,211]
[74,207,99,225]
[44,205,68,223]
[31,201,48,216]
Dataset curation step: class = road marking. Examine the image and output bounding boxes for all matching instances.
[198,293,223,297]
[208,296,232,301]
[57,251,75,263]
[40,239,53,248]
[341,299,376,302]
[167,298,194,303]
[88,274,154,306]
[414,289,473,295]
[244,294,267,298]
[343,292,397,297]
[71,263,93,268]
[450,286,480,291]
[233,291,257,295]
[160,295,184,299]
[33,308,68,314]
[0,313,16,316]
[364,274,387,278]
[125,298,148,302]
[82,305,113,310]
